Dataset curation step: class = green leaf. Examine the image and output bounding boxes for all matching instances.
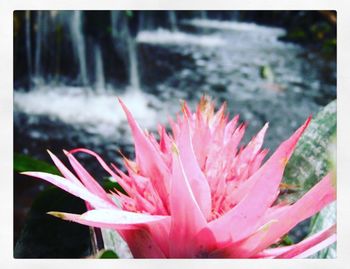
[99,228,132,258]
[260,65,274,82]
[14,153,60,175]
[14,186,91,258]
[283,99,336,200]
[98,249,119,259]
[282,100,336,258]
[102,178,127,195]
[308,202,336,258]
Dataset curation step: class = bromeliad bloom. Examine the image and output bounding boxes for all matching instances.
[23,97,336,258]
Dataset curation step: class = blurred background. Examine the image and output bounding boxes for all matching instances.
[13,11,336,258]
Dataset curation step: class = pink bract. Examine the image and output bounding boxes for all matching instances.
[23,97,336,258]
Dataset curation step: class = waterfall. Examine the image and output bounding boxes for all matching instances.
[138,12,154,31]
[111,11,141,90]
[127,36,140,90]
[199,11,208,20]
[110,11,119,40]
[168,11,178,31]
[94,44,105,92]
[231,11,240,21]
[70,11,88,85]
[25,11,32,87]
[34,11,43,82]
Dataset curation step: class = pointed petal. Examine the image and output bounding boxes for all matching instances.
[235,123,268,170]
[208,219,280,258]
[69,148,135,198]
[118,98,170,208]
[168,145,207,257]
[70,148,119,179]
[177,120,212,219]
[144,219,171,257]
[209,118,311,244]
[64,150,111,203]
[224,115,239,144]
[48,209,169,229]
[253,225,336,258]
[251,173,336,254]
[47,150,83,187]
[22,172,115,209]
[192,227,219,258]
[121,229,167,258]
[275,224,336,258]
[216,173,336,258]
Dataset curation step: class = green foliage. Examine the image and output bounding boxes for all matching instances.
[15,153,126,257]
[98,249,119,258]
[103,178,127,195]
[283,100,336,200]
[308,202,336,258]
[14,152,127,196]
[260,65,274,82]
[286,28,307,40]
[14,185,91,257]
[283,100,336,258]
[271,234,294,248]
[14,153,60,175]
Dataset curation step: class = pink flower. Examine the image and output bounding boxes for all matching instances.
[23,97,336,258]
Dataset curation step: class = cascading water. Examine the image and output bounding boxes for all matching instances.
[70,11,88,85]
[168,11,178,32]
[34,11,42,81]
[110,11,141,90]
[94,44,105,92]
[199,11,208,20]
[127,36,141,90]
[25,11,32,88]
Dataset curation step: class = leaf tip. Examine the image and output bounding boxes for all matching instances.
[47,211,67,219]
[171,142,180,156]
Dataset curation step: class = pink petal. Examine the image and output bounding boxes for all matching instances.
[121,229,167,258]
[22,172,115,209]
[64,150,112,203]
[223,115,239,144]
[192,227,219,258]
[238,123,269,162]
[275,224,336,258]
[118,98,170,209]
[47,209,169,229]
[253,225,336,258]
[47,150,83,187]
[68,148,137,200]
[70,148,119,179]
[176,120,212,219]
[252,173,336,254]
[143,219,171,257]
[209,118,311,245]
[168,146,207,258]
[216,173,336,258]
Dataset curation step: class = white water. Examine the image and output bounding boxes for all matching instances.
[136,28,226,47]
[182,19,285,35]
[14,86,162,138]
